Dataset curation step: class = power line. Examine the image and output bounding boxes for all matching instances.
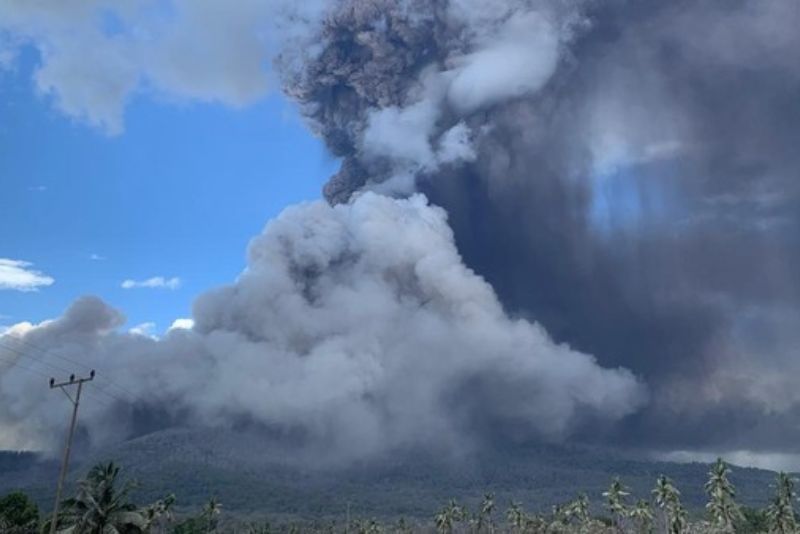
[0,337,138,404]
[0,341,126,405]
[3,335,88,370]
[0,340,73,375]
[0,352,114,408]
[5,335,140,400]
[0,353,52,379]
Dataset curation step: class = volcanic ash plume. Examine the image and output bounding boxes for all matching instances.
[0,194,645,458]
[3,0,800,460]
[280,0,800,455]
[279,0,586,202]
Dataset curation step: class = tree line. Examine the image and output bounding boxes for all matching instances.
[0,458,796,533]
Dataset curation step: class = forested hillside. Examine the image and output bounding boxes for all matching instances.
[0,429,784,521]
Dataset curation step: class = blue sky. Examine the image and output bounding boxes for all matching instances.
[0,46,337,332]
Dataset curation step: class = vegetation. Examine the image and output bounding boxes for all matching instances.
[1,435,784,516]
[0,458,797,533]
[0,490,39,533]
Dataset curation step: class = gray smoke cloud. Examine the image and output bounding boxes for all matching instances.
[2,0,800,463]
[278,0,800,456]
[0,194,644,459]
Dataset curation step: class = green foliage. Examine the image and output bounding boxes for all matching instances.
[705,458,745,533]
[475,492,495,532]
[172,497,223,533]
[506,501,528,533]
[55,461,148,533]
[652,475,687,534]
[766,472,797,534]
[172,515,211,534]
[45,461,175,534]
[738,506,769,534]
[0,491,39,528]
[602,477,630,531]
[3,435,786,519]
[628,499,653,533]
[7,453,799,533]
[435,499,465,533]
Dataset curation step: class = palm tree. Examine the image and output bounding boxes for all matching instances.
[506,502,527,534]
[202,497,222,533]
[630,500,654,534]
[766,472,797,534]
[435,500,463,534]
[56,462,149,534]
[141,493,175,534]
[652,475,686,534]
[394,517,412,534]
[603,477,630,532]
[704,458,743,533]
[565,493,590,525]
[669,504,688,534]
[352,518,382,534]
[477,493,495,533]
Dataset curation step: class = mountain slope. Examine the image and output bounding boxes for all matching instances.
[0,429,784,520]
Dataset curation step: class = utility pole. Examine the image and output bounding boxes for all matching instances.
[48,370,94,534]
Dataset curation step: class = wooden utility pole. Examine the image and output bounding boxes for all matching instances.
[48,370,94,534]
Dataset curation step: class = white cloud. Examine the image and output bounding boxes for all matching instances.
[28,185,47,192]
[129,322,157,339]
[0,259,54,291]
[168,318,194,331]
[89,253,106,261]
[121,276,181,290]
[0,0,332,134]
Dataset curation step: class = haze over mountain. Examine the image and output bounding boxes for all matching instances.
[1,0,799,474]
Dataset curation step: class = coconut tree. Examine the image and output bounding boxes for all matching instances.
[351,518,383,534]
[55,462,149,534]
[652,475,686,534]
[202,497,222,532]
[603,477,631,532]
[630,500,654,534]
[476,493,495,533]
[506,502,527,534]
[142,493,175,533]
[435,500,463,534]
[766,472,797,534]
[568,493,590,524]
[394,517,413,534]
[704,458,743,533]
[558,493,594,534]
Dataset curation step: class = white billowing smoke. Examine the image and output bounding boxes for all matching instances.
[0,0,653,461]
[357,6,569,194]
[0,193,645,458]
[446,10,560,114]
